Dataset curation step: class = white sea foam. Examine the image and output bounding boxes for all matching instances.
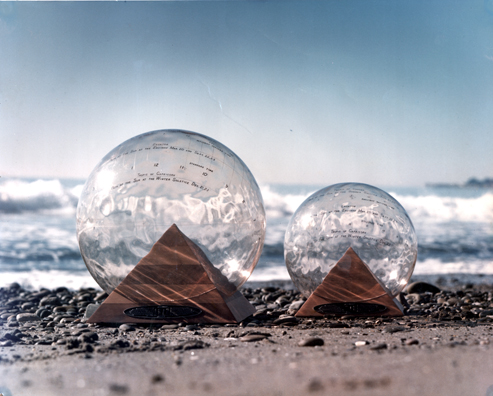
[260,185,310,219]
[248,265,291,282]
[1,179,492,289]
[0,179,82,214]
[391,192,493,223]
[0,270,100,291]
[2,179,491,225]
[413,258,493,275]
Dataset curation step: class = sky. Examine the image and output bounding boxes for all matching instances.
[1,0,493,187]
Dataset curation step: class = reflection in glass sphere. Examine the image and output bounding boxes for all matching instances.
[77,130,266,294]
[284,183,417,298]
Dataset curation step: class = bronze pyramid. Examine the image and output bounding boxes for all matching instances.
[88,224,256,324]
[296,247,404,317]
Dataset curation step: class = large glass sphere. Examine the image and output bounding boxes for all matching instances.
[77,130,266,294]
[284,183,417,298]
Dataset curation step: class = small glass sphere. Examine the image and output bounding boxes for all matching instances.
[77,130,266,294]
[284,183,417,298]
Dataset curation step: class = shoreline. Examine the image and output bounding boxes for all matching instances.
[3,272,493,294]
[1,281,493,395]
[247,273,493,290]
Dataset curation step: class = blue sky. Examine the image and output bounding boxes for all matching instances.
[1,1,492,186]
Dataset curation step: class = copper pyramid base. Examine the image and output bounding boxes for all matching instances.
[88,224,256,324]
[296,247,404,317]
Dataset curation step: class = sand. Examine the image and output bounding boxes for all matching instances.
[1,282,493,396]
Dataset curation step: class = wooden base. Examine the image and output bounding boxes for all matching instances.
[88,224,256,324]
[296,247,404,317]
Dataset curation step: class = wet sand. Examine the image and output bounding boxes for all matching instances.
[1,281,493,396]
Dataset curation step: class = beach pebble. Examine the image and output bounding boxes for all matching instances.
[405,339,419,345]
[355,341,368,347]
[327,322,350,328]
[185,324,199,331]
[299,337,324,347]
[3,332,22,342]
[307,378,324,392]
[35,308,51,318]
[78,332,99,343]
[109,339,131,349]
[161,324,179,330]
[151,374,164,384]
[383,325,406,334]
[108,383,129,394]
[273,316,298,325]
[406,282,440,294]
[406,293,423,304]
[6,298,24,308]
[479,309,493,317]
[40,296,61,307]
[16,313,41,323]
[29,290,51,300]
[175,340,208,350]
[119,324,136,332]
[21,302,35,310]
[288,300,305,311]
[370,342,388,350]
[241,334,268,342]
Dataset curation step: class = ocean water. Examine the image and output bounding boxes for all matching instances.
[1,178,492,290]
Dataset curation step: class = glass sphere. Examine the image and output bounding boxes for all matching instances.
[77,130,266,294]
[284,183,417,298]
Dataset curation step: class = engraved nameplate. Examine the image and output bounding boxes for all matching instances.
[124,305,203,319]
[314,302,388,315]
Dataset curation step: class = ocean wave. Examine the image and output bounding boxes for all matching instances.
[0,269,100,291]
[3,179,490,225]
[0,179,82,214]
[260,185,493,224]
[391,192,493,223]
[413,258,493,275]
[260,185,309,219]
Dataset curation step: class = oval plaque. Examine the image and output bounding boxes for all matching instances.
[124,305,203,319]
[314,302,388,316]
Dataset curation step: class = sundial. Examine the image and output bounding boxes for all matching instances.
[76,129,265,323]
[284,183,417,317]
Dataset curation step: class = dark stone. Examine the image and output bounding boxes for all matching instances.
[327,322,350,328]
[3,332,21,342]
[383,326,406,334]
[173,340,209,350]
[185,324,200,331]
[8,283,21,290]
[78,332,98,343]
[83,304,100,319]
[66,338,81,349]
[95,292,108,302]
[119,324,136,332]
[240,334,268,342]
[35,309,51,318]
[370,343,388,350]
[109,383,129,394]
[307,378,325,392]
[298,337,324,347]
[161,324,179,330]
[40,296,61,307]
[109,339,130,349]
[273,316,298,325]
[151,374,164,384]
[16,313,41,323]
[406,282,441,294]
